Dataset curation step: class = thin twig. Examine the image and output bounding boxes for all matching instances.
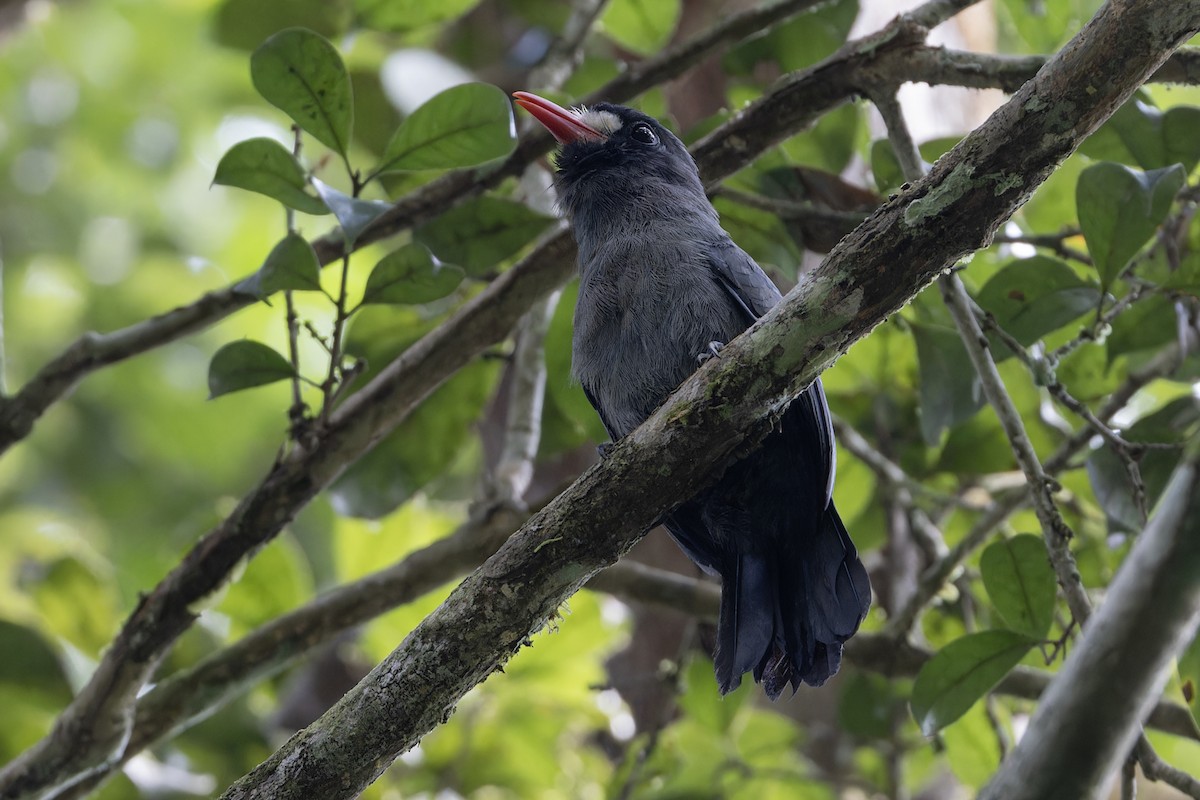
[1135,736,1200,798]
[832,415,954,503]
[993,229,1091,264]
[711,187,871,227]
[942,275,1090,623]
[904,0,987,30]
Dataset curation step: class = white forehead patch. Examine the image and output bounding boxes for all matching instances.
[575,107,623,136]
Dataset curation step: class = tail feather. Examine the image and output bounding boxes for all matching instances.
[715,502,870,698]
[713,554,774,695]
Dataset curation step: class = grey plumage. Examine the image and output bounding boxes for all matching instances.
[515,93,871,698]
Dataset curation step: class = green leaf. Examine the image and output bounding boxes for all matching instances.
[911,630,1035,736]
[238,232,323,297]
[942,701,1004,790]
[217,535,312,635]
[678,656,748,734]
[838,671,900,740]
[0,620,72,706]
[1087,396,1200,532]
[29,557,120,655]
[755,165,877,254]
[600,0,680,56]
[779,103,863,177]
[1086,445,1144,532]
[213,138,329,214]
[1179,632,1200,729]
[414,195,553,276]
[1076,162,1185,289]
[260,232,322,293]
[976,256,1101,348]
[871,136,961,193]
[375,83,515,174]
[250,27,353,157]
[207,340,296,398]
[355,0,482,31]
[312,178,391,248]
[1057,341,1123,400]
[911,322,984,445]
[980,534,1057,639]
[724,0,857,75]
[871,139,905,194]
[1107,293,1178,360]
[362,244,464,305]
[712,197,803,279]
[1081,97,1200,174]
[332,307,499,517]
[213,0,353,52]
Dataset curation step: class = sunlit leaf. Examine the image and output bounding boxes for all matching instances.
[28,557,119,655]
[237,232,323,298]
[911,630,1035,736]
[1057,341,1123,400]
[250,27,353,157]
[208,340,296,398]
[1077,162,1185,289]
[312,178,391,248]
[355,0,482,31]
[980,534,1057,639]
[218,534,313,635]
[600,0,680,56]
[942,701,1004,790]
[911,322,983,445]
[678,656,747,734]
[213,138,329,214]
[362,244,464,305]
[375,83,515,174]
[976,256,1101,348]
[414,196,553,276]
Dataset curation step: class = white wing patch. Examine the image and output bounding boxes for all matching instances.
[574,107,623,136]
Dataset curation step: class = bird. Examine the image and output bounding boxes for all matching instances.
[513,91,871,699]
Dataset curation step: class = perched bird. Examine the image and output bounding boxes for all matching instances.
[513,92,871,699]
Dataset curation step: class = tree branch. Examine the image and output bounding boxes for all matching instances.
[981,455,1200,800]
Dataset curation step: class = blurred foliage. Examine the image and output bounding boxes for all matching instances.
[2,0,1199,798]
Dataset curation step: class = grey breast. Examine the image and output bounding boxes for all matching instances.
[572,232,746,437]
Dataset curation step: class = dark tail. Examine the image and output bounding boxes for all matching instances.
[714,503,870,699]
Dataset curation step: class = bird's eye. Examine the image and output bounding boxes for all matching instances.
[630,123,658,145]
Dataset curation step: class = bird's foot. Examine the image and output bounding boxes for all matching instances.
[696,341,725,365]
[596,442,615,459]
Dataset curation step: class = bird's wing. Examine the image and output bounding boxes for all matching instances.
[709,236,837,504]
[582,382,620,442]
[705,236,784,325]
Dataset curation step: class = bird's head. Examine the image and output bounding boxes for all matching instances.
[513,91,711,227]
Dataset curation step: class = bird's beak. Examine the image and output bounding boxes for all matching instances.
[512,91,605,144]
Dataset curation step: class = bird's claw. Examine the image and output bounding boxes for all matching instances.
[596,442,615,459]
[696,341,725,365]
